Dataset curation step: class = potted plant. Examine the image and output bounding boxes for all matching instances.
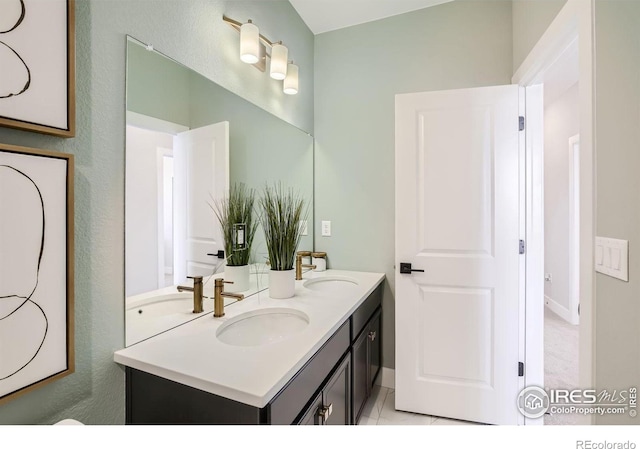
[259,183,307,299]
[212,183,258,292]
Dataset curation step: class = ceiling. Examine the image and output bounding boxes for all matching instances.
[288,0,454,35]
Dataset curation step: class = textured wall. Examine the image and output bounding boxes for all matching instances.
[512,0,567,72]
[0,0,313,425]
[594,0,640,425]
[314,0,513,370]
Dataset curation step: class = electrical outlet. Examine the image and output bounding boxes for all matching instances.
[299,220,308,236]
[321,220,331,237]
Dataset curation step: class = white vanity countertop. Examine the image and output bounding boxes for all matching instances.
[114,269,385,408]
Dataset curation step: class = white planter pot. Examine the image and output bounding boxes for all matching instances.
[224,265,250,292]
[268,269,295,299]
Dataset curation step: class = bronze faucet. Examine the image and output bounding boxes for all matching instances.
[214,278,244,317]
[177,276,204,313]
[295,251,316,280]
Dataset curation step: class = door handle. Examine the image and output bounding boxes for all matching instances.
[400,263,424,274]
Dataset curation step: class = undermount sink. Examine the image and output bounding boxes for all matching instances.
[126,292,209,319]
[302,276,359,295]
[216,308,309,347]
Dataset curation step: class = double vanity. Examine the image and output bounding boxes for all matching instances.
[114,269,385,425]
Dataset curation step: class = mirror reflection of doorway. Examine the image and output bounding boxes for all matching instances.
[161,154,174,288]
[125,112,188,297]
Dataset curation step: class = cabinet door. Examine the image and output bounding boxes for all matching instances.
[368,309,382,388]
[352,327,369,424]
[298,392,323,425]
[322,354,351,425]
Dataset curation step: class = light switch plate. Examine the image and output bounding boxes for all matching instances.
[299,220,308,236]
[595,236,629,282]
[321,220,331,237]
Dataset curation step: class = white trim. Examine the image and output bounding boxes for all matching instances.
[376,367,395,390]
[524,84,545,427]
[126,110,190,135]
[545,295,573,324]
[156,148,165,288]
[517,86,527,426]
[568,134,581,326]
[513,0,595,425]
[512,1,580,86]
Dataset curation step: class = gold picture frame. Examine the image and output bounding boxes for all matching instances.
[0,0,75,137]
[0,143,74,405]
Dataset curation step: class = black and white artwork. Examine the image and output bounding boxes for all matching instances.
[0,0,74,137]
[0,145,74,404]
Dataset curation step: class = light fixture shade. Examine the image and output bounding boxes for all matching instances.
[240,21,260,64]
[270,43,288,80]
[283,63,299,95]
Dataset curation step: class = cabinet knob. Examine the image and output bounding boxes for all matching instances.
[317,403,333,422]
[368,331,376,341]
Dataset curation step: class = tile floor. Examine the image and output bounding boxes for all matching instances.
[357,385,482,425]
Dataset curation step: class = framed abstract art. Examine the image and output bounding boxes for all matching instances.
[0,143,74,404]
[0,0,75,137]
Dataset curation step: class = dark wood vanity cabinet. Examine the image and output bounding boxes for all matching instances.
[352,308,381,424]
[298,354,351,425]
[125,282,383,425]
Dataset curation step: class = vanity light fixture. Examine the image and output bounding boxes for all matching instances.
[270,43,288,80]
[239,20,260,64]
[283,62,299,95]
[223,15,299,95]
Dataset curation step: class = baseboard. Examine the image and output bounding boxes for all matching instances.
[544,295,573,324]
[375,367,395,389]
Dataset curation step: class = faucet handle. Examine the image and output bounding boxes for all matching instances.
[187,275,203,283]
[214,278,234,287]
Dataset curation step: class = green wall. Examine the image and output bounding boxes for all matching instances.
[594,0,640,425]
[512,0,567,72]
[0,0,313,425]
[314,0,514,370]
[127,41,191,127]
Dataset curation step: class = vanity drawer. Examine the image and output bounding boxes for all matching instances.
[351,283,382,342]
[268,319,350,424]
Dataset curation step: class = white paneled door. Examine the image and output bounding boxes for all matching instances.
[395,85,524,425]
[173,122,229,283]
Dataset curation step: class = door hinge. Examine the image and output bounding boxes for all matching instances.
[519,240,526,255]
[519,116,525,131]
[518,362,524,377]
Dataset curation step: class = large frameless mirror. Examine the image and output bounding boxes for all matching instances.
[125,36,314,346]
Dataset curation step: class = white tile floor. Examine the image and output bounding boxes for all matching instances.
[357,385,483,425]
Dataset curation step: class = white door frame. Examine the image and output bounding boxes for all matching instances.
[569,134,581,326]
[512,0,595,425]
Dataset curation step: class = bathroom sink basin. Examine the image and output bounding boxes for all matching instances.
[302,276,359,296]
[126,292,217,346]
[127,292,214,319]
[216,308,309,347]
